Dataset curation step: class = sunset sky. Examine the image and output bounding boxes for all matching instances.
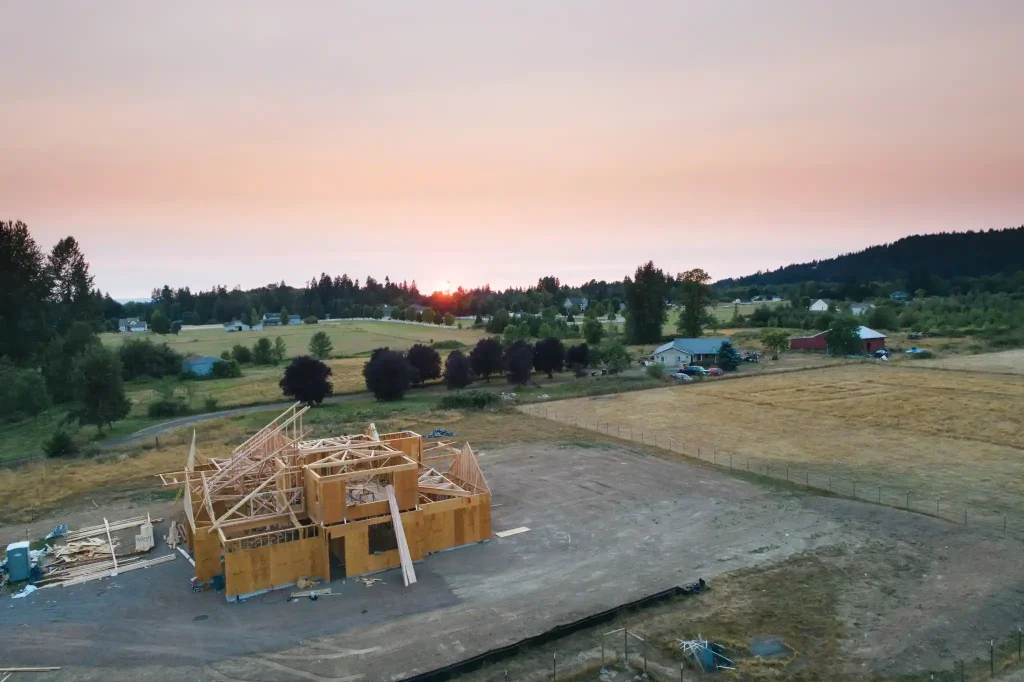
[2,2,1022,298]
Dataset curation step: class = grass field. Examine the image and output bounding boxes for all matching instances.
[926,348,1024,374]
[538,360,1024,523]
[101,319,489,360]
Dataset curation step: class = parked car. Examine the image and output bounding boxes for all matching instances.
[874,348,892,358]
[681,365,710,377]
[742,351,761,363]
[708,367,725,376]
[905,347,928,355]
[671,370,694,382]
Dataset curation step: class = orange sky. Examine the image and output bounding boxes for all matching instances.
[2,2,1022,296]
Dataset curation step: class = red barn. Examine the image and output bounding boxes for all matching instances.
[789,326,886,355]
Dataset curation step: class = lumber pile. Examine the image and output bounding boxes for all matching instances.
[61,515,158,543]
[39,554,176,589]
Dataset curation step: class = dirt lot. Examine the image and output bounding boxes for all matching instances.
[539,363,1024,525]
[2,439,1023,681]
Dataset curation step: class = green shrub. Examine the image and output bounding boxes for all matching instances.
[909,349,935,359]
[203,396,219,412]
[0,367,51,419]
[645,363,667,379]
[430,340,465,350]
[437,390,501,410]
[147,397,190,418]
[43,429,78,458]
[303,315,319,324]
[119,338,184,379]
[231,344,253,364]
[210,359,242,378]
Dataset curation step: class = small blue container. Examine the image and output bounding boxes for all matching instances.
[5,541,31,582]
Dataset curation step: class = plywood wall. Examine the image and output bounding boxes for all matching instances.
[193,527,223,582]
[224,533,328,599]
[303,468,321,525]
[320,479,345,525]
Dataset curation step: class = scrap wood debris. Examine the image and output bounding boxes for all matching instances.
[678,636,734,672]
[355,577,383,587]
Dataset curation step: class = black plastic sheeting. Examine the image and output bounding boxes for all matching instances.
[400,579,707,682]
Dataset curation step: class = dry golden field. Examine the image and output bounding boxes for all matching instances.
[925,348,1024,375]
[539,361,1024,520]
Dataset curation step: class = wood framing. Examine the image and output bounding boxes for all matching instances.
[160,404,491,601]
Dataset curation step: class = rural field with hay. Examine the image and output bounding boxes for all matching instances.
[531,361,1024,527]
[100,319,488,360]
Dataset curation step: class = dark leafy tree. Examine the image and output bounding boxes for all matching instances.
[716,341,741,371]
[73,346,131,433]
[0,367,51,418]
[0,220,51,362]
[443,349,473,391]
[150,310,171,335]
[280,355,334,405]
[503,340,533,386]
[677,268,712,337]
[252,337,276,365]
[532,337,565,378]
[210,359,242,378]
[602,341,631,374]
[624,261,669,343]
[231,343,253,364]
[825,316,862,355]
[308,331,333,359]
[118,337,183,379]
[485,308,510,334]
[582,317,604,345]
[759,328,789,360]
[474,313,484,326]
[406,343,441,384]
[362,347,413,401]
[469,337,502,382]
[866,306,899,331]
[280,306,290,325]
[421,307,435,324]
[273,336,287,362]
[566,343,590,369]
[42,322,101,402]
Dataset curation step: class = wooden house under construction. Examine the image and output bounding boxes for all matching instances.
[159,404,491,601]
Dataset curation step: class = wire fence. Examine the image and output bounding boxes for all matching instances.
[518,403,1024,539]
[470,625,1024,682]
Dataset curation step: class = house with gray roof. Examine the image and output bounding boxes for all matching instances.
[651,337,731,368]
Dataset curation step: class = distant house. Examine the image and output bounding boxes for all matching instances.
[789,326,886,355]
[849,303,874,317]
[118,318,148,333]
[563,296,589,312]
[651,337,731,368]
[808,299,831,313]
[223,319,263,332]
[263,313,302,326]
[182,354,224,377]
[890,291,910,302]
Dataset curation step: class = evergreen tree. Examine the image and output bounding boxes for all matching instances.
[676,268,712,337]
[716,340,741,371]
[273,336,288,362]
[280,306,290,325]
[251,337,275,364]
[624,261,669,343]
[582,317,604,345]
[150,310,171,334]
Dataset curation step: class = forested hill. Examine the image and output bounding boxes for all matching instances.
[717,226,1024,288]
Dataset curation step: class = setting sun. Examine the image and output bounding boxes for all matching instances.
[435,281,453,296]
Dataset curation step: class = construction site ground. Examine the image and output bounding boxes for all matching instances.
[2,440,1023,681]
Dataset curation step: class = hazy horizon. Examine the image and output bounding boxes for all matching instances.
[3,1,1022,297]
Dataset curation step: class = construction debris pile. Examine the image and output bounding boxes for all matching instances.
[678,636,734,673]
[11,515,176,592]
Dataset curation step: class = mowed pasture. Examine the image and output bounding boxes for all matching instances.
[925,348,1024,374]
[542,361,1024,521]
[101,320,489,360]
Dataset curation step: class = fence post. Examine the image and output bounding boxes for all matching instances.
[828,475,832,492]
[786,465,789,482]
[747,458,750,472]
[1017,625,1021,662]
[853,479,856,498]
[697,446,701,458]
[805,470,809,486]
[602,637,605,667]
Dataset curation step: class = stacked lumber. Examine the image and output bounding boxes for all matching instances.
[39,554,176,589]
[62,516,159,542]
[49,538,118,565]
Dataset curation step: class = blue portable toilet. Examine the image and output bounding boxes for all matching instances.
[5,541,31,582]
